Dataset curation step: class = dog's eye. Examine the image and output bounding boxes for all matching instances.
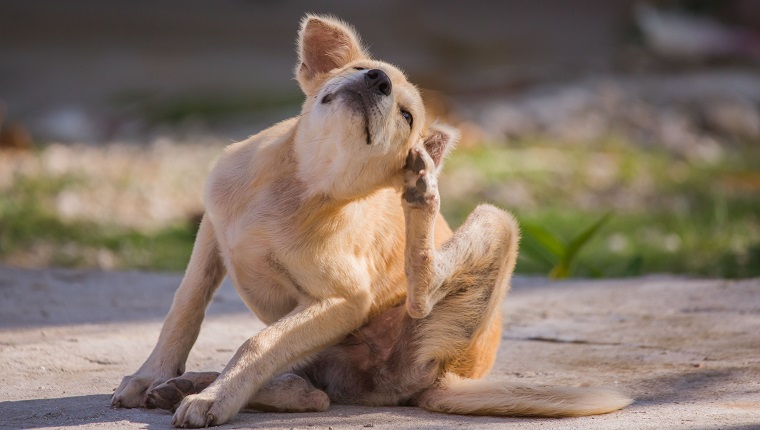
[400,109,413,126]
[354,67,366,70]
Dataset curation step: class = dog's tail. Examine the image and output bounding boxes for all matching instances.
[417,373,632,418]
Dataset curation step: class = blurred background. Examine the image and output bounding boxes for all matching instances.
[1,0,759,278]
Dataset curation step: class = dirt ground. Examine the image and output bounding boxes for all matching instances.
[0,265,758,429]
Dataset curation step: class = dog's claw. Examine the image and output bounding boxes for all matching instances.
[144,394,157,409]
[405,150,415,170]
[413,149,426,173]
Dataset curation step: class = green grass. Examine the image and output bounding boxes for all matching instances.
[440,136,760,278]
[0,175,196,271]
[2,135,758,278]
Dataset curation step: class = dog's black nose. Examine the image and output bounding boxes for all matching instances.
[365,69,392,96]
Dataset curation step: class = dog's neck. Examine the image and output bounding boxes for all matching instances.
[292,123,394,202]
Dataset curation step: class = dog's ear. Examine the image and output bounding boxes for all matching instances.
[296,15,368,94]
[423,122,459,171]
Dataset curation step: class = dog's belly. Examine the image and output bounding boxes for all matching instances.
[297,305,440,406]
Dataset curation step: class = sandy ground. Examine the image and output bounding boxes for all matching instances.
[0,265,758,429]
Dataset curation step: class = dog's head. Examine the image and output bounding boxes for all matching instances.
[292,15,457,199]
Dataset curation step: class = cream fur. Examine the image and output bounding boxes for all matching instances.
[111,15,632,428]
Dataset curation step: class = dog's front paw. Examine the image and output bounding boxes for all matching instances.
[402,147,439,210]
[112,369,176,409]
[172,390,237,428]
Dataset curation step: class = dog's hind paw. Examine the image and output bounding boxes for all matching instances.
[112,370,176,409]
[147,372,220,412]
[402,147,439,210]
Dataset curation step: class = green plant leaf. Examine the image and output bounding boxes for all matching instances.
[549,263,569,279]
[551,212,613,279]
[624,255,644,277]
[520,222,565,259]
[565,212,613,262]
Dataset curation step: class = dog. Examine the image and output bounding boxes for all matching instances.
[111,15,632,427]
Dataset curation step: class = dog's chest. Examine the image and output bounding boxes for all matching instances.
[220,207,368,307]
[212,174,407,320]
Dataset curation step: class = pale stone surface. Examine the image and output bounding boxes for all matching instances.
[0,265,758,429]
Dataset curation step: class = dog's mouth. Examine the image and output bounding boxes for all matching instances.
[355,93,373,146]
[325,89,375,146]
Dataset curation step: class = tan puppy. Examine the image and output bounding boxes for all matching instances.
[111,15,632,427]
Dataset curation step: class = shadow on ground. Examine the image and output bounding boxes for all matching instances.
[0,266,247,329]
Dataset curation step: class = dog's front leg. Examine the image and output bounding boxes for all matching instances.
[112,214,226,408]
[172,292,370,428]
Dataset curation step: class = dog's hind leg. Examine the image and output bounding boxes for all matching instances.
[402,148,518,377]
[401,147,518,327]
[112,214,227,408]
[246,373,330,412]
[402,148,631,417]
[401,151,522,402]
